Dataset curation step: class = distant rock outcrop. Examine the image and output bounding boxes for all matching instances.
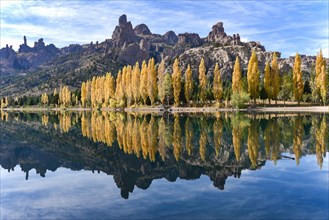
[178,33,203,47]
[134,24,152,35]
[162,31,178,45]
[112,14,138,47]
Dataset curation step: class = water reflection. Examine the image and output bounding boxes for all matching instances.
[0,111,328,199]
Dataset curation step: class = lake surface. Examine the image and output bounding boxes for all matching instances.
[0,111,328,219]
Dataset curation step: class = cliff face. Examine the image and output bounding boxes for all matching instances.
[0,14,324,97]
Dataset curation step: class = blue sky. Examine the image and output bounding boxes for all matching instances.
[0,0,328,58]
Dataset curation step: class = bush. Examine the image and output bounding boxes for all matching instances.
[230,92,250,109]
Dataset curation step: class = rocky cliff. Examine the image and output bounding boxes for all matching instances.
[0,14,325,97]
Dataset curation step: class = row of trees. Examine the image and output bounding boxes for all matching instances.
[1,50,327,109]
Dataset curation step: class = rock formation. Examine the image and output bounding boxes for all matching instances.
[112,14,137,47]
[178,33,203,47]
[162,31,178,45]
[134,24,152,35]
[207,22,229,44]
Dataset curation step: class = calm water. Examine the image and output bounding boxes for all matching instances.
[0,111,328,220]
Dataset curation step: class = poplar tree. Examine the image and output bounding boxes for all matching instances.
[172,58,182,106]
[293,53,304,105]
[157,59,166,104]
[271,53,280,104]
[126,65,133,106]
[115,70,124,102]
[147,58,157,105]
[41,93,48,105]
[132,62,141,105]
[162,73,173,106]
[198,58,207,103]
[184,64,193,105]
[213,62,223,104]
[315,49,323,96]
[320,63,328,105]
[81,82,87,107]
[232,56,242,94]
[264,62,272,103]
[140,60,148,105]
[247,51,260,104]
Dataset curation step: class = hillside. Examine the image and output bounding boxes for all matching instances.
[0,14,323,97]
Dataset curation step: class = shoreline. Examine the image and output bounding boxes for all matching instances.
[1,106,328,113]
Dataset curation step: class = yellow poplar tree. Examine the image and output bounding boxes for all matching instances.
[271,53,280,104]
[184,64,193,104]
[172,58,182,106]
[81,82,87,107]
[115,70,124,102]
[157,59,166,104]
[264,62,272,103]
[132,62,141,105]
[213,62,223,104]
[41,93,49,105]
[198,58,208,103]
[247,51,260,104]
[147,58,157,105]
[140,60,148,105]
[126,65,133,106]
[315,49,323,96]
[320,63,327,105]
[232,56,242,94]
[293,53,304,105]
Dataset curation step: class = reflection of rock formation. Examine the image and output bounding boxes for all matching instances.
[0,113,325,199]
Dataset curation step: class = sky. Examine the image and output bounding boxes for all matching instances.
[0,0,328,58]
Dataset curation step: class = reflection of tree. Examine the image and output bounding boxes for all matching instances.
[132,118,141,158]
[185,118,193,156]
[199,117,207,161]
[173,116,182,161]
[248,119,260,168]
[213,116,223,157]
[264,119,281,165]
[140,117,148,160]
[41,114,49,126]
[148,116,158,162]
[59,111,72,133]
[158,118,167,160]
[231,114,250,162]
[293,116,304,166]
[315,116,328,169]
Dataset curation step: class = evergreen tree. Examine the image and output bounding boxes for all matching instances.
[172,58,182,106]
[213,62,223,104]
[293,53,304,105]
[184,64,193,105]
[198,58,208,103]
